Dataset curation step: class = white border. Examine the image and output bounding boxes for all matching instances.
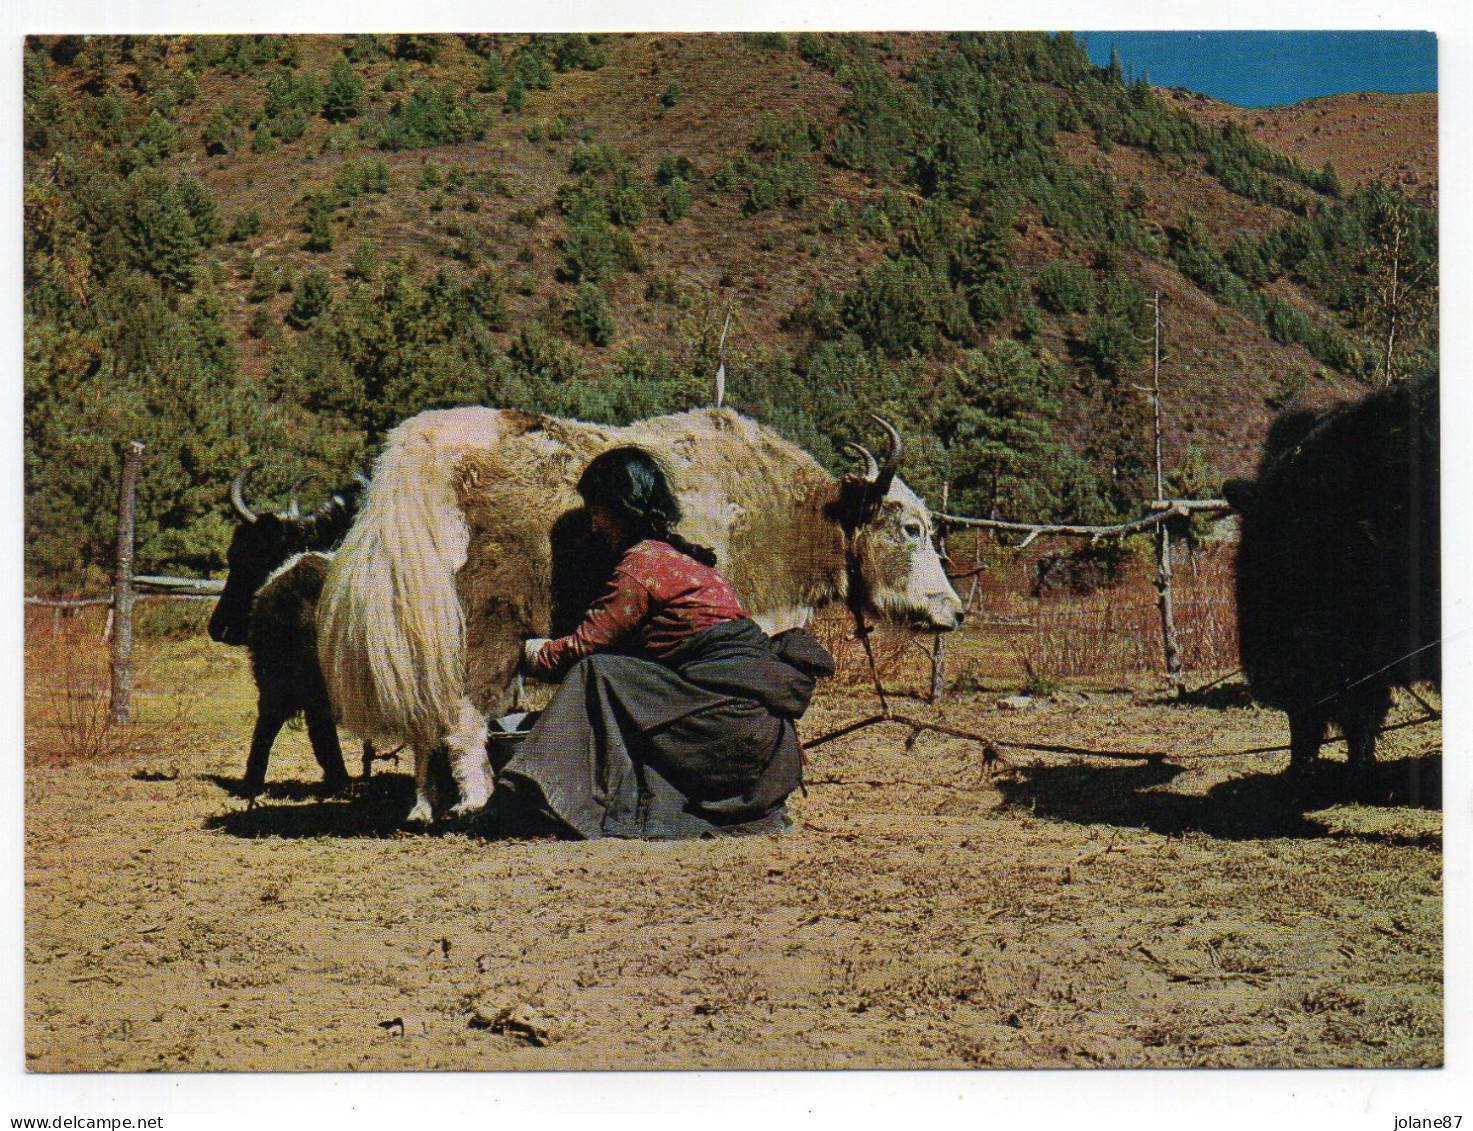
[3,2,1468,1125]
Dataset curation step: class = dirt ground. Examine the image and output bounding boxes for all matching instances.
[24,631,1442,1072]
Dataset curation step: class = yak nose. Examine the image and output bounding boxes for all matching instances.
[208,618,244,646]
[926,595,965,632]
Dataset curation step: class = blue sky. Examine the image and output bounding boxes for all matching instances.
[1080,31,1437,108]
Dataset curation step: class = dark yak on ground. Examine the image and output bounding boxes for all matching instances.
[242,552,348,795]
[207,471,364,795]
[1223,370,1439,797]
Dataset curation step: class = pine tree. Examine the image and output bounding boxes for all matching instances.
[570,281,616,345]
[323,58,364,122]
[286,269,332,328]
[1360,193,1437,385]
[927,340,1064,520]
[121,169,201,289]
[303,192,333,252]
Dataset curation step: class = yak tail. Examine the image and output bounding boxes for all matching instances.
[318,408,501,748]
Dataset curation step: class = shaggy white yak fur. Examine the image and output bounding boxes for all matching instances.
[316,408,505,823]
[318,406,962,825]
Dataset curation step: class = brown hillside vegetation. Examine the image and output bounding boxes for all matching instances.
[1164,88,1437,206]
[24,32,1437,592]
[44,33,1432,474]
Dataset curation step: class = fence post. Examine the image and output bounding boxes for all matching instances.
[931,481,949,701]
[1143,290,1185,695]
[1156,524,1184,693]
[109,440,145,725]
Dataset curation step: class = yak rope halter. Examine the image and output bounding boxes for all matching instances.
[797,531,1007,771]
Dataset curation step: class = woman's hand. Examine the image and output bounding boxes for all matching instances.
[520,638,552,677]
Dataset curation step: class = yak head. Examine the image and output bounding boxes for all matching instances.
[207,466,364,646]
[1221,407,1327,525]
[832,417,965,633]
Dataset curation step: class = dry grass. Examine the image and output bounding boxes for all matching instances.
[821,538,1243,699]
[1012,545,1239,689]
[20,569,1443,1072]
[21,538,1240,773]
[24,604,213,769]
[23,636,1442,1071]
[807,612,939,694]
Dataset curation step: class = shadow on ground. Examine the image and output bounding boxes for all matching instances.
[201,771,566,841]
[204,772,422,838]
[995,753,1441,844]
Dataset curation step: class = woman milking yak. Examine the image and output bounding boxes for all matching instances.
[492,446,835,839]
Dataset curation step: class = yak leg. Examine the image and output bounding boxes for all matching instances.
[302,692,352,793]
[404,700,491,825]
[1339,685,1391,802]
[445,697,493,818]
[1285,706,1328,780]
[406,744,442,826]
[360,741,376,780]
[243,700,293,796]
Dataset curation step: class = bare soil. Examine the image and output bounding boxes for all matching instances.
[24,629,1442,1071]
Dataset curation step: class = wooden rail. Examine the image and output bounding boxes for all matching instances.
[935,499,1232,546]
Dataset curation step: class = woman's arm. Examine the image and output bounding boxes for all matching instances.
[526,569,653,681]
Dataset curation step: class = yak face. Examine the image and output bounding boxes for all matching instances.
[208,514,308,646]
[844,477,965,632]
[207,474,365,646]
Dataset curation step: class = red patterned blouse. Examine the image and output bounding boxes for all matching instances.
[529,540,749,680]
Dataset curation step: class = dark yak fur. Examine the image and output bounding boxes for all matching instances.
[1222,370,1439,793]
[208,479,364,794]
[1031,548,1118,598]
[243,553,351,794]
[208,482,364,646]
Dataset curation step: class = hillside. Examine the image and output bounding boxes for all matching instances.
[1163,88,1437,206]
[22,33,1438,588]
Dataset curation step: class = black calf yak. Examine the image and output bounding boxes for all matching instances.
[208,469,364,795]
[243,552,349,794]
[208,468,361,646]
[1223,371,1439,794]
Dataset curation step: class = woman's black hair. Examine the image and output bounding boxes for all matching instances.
[577,446,718,566]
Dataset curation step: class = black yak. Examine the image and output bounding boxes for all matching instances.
[1223,371,1439,794]
[242,552,350,794]
[208,470,364,795]
[207,468,362,646]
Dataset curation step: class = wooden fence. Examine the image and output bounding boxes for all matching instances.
[933,498,1235,695]
[24,441,221,724]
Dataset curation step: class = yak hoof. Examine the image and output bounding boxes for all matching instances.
[405,800,436,827]
[447,798,489,820]
[1346,764,1380,805]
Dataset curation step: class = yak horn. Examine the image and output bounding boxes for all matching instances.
[842,442,880,480]
[870,415,903,494]
[287,475,318,520]
[231,464,262,524]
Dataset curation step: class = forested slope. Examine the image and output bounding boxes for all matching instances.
[23,33,1437,589]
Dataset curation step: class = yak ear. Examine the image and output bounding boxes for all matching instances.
[830,475,885,532]
[1222,479,1257,513]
